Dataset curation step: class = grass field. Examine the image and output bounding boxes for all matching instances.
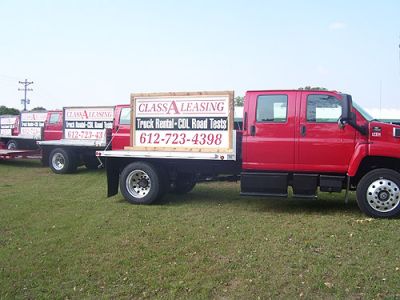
[1,160,400,299]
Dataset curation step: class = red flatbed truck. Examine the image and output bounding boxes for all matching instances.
[38,104,130,173]
[0,111,63,159]
[98,90,400,218]
[0,111,63,150]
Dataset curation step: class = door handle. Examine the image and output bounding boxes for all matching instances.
[300,125,306,137]
[250,125,256,136]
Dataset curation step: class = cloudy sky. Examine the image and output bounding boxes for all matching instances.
[0,0,399,118]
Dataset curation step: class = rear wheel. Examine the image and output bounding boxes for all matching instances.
[356,168,400,218]
[84,156,100,170]
[171,173,196,194]
[49,148,77,174]
[120,162,165,204]
[6,140,18,150]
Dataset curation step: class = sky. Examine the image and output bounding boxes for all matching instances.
[0,0,399,118]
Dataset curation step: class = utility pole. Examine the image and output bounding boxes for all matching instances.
[18,79,34,111]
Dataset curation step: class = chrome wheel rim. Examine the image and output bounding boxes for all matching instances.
[126,170,151,199]
[52,153,65,171]
[367,179,400,213]
[7,142,16,150]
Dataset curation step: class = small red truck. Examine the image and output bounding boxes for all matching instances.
[0,111,63,158]
[98,90,400,218]
[38,104,130,173]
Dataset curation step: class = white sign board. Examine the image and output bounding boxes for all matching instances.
[316,107,341,122]
[20,112,47,139]
[64,107,114,141]
[130,91,234,152]
[0,116,18,136]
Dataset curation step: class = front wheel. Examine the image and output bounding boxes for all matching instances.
[356,168,400,218]
[120,162,166,204]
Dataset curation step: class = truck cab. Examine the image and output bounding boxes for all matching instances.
[43,110,63,141]
[112,104,131,150]
[241,90,400,217]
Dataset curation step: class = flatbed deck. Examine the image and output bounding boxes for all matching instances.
[38,139,108,148]
[0,149,41,159]
[98,149,237,160]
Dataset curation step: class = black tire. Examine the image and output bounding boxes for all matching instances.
[120,161,165,204]
[41,150,49,167]
[6,140,18,150]
[49,148,77,174]
[156,164,170,199]
[356,168,400,218]
[84,156,100,170]
[171,173,196,194]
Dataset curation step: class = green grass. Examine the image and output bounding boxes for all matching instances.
[1,160,400,299]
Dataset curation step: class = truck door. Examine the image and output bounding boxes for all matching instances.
[296,91,356,173]
[43,112,63,141]
[241,91,296,196]
[112,106,131,150]
[242,91,296,171]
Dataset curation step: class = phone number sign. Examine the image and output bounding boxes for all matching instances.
[63,107,114,141]
[131,91,234,152]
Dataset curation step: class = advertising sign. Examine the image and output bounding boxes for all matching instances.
[20,112,47,138]
[64,107,114,141]
[130,91,234,152]
[0,116,18,136]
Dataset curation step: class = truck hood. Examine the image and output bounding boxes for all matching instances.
[369,121,400,139]
[368,121,400,158]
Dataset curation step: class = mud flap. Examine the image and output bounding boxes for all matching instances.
[106,158,119,197]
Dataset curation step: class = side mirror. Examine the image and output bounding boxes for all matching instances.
[341,94,353,123]
[338,94,355,129]
[338,94,368,135]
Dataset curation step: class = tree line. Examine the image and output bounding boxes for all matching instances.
[0,106,47,115]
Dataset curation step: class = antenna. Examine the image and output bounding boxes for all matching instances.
[379,80,382,118]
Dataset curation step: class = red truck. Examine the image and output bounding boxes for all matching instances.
[0,111,63,158]
[99,90,400,218]
[38,104,130,173]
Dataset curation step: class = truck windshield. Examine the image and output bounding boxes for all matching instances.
[353,101,374,121]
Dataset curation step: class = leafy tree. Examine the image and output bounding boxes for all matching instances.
[31,106,46,111]
[0,105,20,115]
[234,96,244,107]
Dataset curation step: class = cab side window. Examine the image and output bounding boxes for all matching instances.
[307,95,342,123]
[256,95,288,122]
[119,108,131,125]
[49,113,60,124]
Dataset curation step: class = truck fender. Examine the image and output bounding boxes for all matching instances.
[347,143,369,177]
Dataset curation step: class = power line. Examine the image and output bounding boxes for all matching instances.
[18,79,34,111]
[0,74,22,81]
